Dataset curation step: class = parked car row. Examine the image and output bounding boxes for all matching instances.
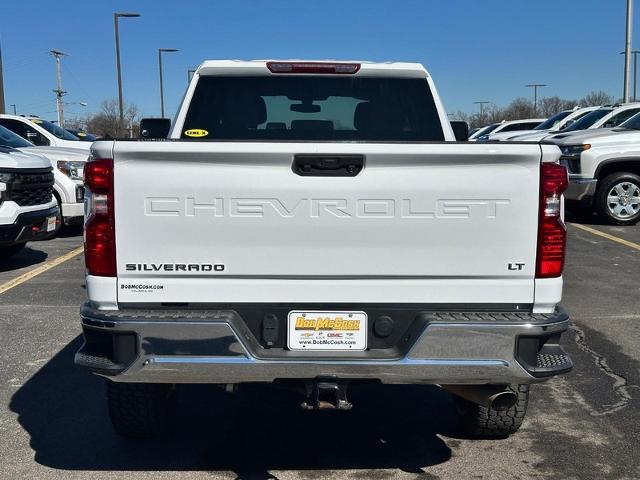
[470,103,640,225]
[487,106,599,142]
[468,118,546,141]
[0,115,92,257]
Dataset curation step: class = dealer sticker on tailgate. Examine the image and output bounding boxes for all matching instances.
[287,311,367,351]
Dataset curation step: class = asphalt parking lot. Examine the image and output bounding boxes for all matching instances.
[0,213,638,480]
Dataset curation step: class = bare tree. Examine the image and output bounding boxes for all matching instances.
[538,96,579,117]
[124,102,140,138]
[462,90,616,128]
[464,91,614,128]
[578,91,614,107]
[454,103,506,128]
[85,99,140,138]
[502,97,535,120]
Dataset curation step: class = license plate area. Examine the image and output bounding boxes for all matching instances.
[287,311,367,351]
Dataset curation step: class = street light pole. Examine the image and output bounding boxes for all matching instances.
[620,50,640,101]
[473,101,490,125]
[624,0,634,102]
[10,104,16,115]
[114,12,140,134]
[0,39,5,114]
[526,84,547,116]
[158,48,178,118]
[632,51,639,102]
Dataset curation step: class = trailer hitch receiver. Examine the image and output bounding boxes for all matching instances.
[301,378,352,410]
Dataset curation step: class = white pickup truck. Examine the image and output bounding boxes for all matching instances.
[0,146,58,257]
[553,113,640,225]
[76,60,573,439]
[0,114,91,151]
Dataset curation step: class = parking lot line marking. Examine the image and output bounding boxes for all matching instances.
[570,223,640,252]
[0,246,84,295]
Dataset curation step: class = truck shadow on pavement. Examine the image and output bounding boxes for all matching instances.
[564,208,615,226]
[10,337,455,478]
[53,225,83,238]
[0,246,48,272]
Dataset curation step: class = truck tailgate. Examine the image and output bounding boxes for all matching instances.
[111,141,545,304]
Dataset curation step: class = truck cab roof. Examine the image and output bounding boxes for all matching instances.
[195,60,431,78]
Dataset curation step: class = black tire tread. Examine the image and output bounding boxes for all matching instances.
[106,381,175,438]
[456,384,529,438]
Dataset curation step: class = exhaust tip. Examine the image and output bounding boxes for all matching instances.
[490,391,518,411]
[441,384,519,411]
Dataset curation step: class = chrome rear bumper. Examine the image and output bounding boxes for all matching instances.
[76,303,572,385]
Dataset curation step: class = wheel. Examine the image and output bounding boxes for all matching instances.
[0,243,26,258]
[106,381,177,438]
[595,172,640,225]
[454,384,529,438]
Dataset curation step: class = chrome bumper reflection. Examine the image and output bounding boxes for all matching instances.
[566,177,597,201]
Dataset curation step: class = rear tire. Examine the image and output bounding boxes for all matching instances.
[106,381,177,438]
[0,243,26,258]
[454,384,529,438]
[595,172,640,225]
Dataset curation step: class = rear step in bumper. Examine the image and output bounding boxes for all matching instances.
[75,303,572,385]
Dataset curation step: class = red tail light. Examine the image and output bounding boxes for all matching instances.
[536,162,568,278]
[267,61,361,74]
[84,159,115,276]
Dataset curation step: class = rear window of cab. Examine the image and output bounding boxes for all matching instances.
[181,76,445,142]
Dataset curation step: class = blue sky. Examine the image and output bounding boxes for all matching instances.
[1,0,637,120]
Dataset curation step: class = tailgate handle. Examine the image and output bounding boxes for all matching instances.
[292,155,364,177]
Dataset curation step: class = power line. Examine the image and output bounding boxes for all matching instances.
[1,52,49,71]
[61,63,91,100]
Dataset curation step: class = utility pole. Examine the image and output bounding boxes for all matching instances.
[526,84,546,116]
[473,101,490,124]
[50,49,67,127]
[0,40,5,114]
[624,0,634,102]
[158,48,178,118]
[114,12,140,135]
